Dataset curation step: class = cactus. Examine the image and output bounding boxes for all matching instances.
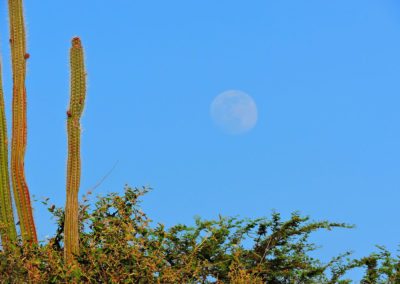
[1,0,89,258]
[2,0,89,261]
[64,37,86,263]
[0,59,17,245]
[8,0,37,243]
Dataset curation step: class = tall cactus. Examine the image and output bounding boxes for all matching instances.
[8,0,37,243]
[64,37,86,263]
[0,59,17,246]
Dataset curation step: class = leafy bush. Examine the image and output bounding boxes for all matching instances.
[0,186,399,283]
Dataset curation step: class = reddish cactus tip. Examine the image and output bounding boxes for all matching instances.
[72,37,81,47]
[24,53,30,60]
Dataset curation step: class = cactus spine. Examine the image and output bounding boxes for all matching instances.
[8,0,37,243]
[0,60,17,245]
[65,37,86,263]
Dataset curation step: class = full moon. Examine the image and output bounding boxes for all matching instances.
[210,90,258,134]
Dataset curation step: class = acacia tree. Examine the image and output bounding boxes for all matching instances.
[2,187,399,283]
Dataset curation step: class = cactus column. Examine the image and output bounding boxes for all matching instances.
[0,60,17,245]
[8,0,37,243]
[65,37,86,263]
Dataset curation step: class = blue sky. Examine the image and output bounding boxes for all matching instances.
[1,0,400,280]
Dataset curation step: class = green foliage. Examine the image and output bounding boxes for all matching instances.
[1,186,398,283]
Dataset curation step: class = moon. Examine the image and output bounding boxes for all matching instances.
[210,90,258,134]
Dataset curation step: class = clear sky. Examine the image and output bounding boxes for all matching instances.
[1,0,400,280]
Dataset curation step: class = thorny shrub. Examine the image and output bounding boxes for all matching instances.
[1,186,400,283]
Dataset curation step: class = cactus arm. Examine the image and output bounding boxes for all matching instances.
[64,37,86,263]
[0,59,17,245]
[8,0,37,243]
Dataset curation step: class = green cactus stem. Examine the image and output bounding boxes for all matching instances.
[0,59,17,246]
[8,0,37,243]
[65,37,86,263]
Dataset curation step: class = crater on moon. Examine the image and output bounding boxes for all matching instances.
[210,90,258,135]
